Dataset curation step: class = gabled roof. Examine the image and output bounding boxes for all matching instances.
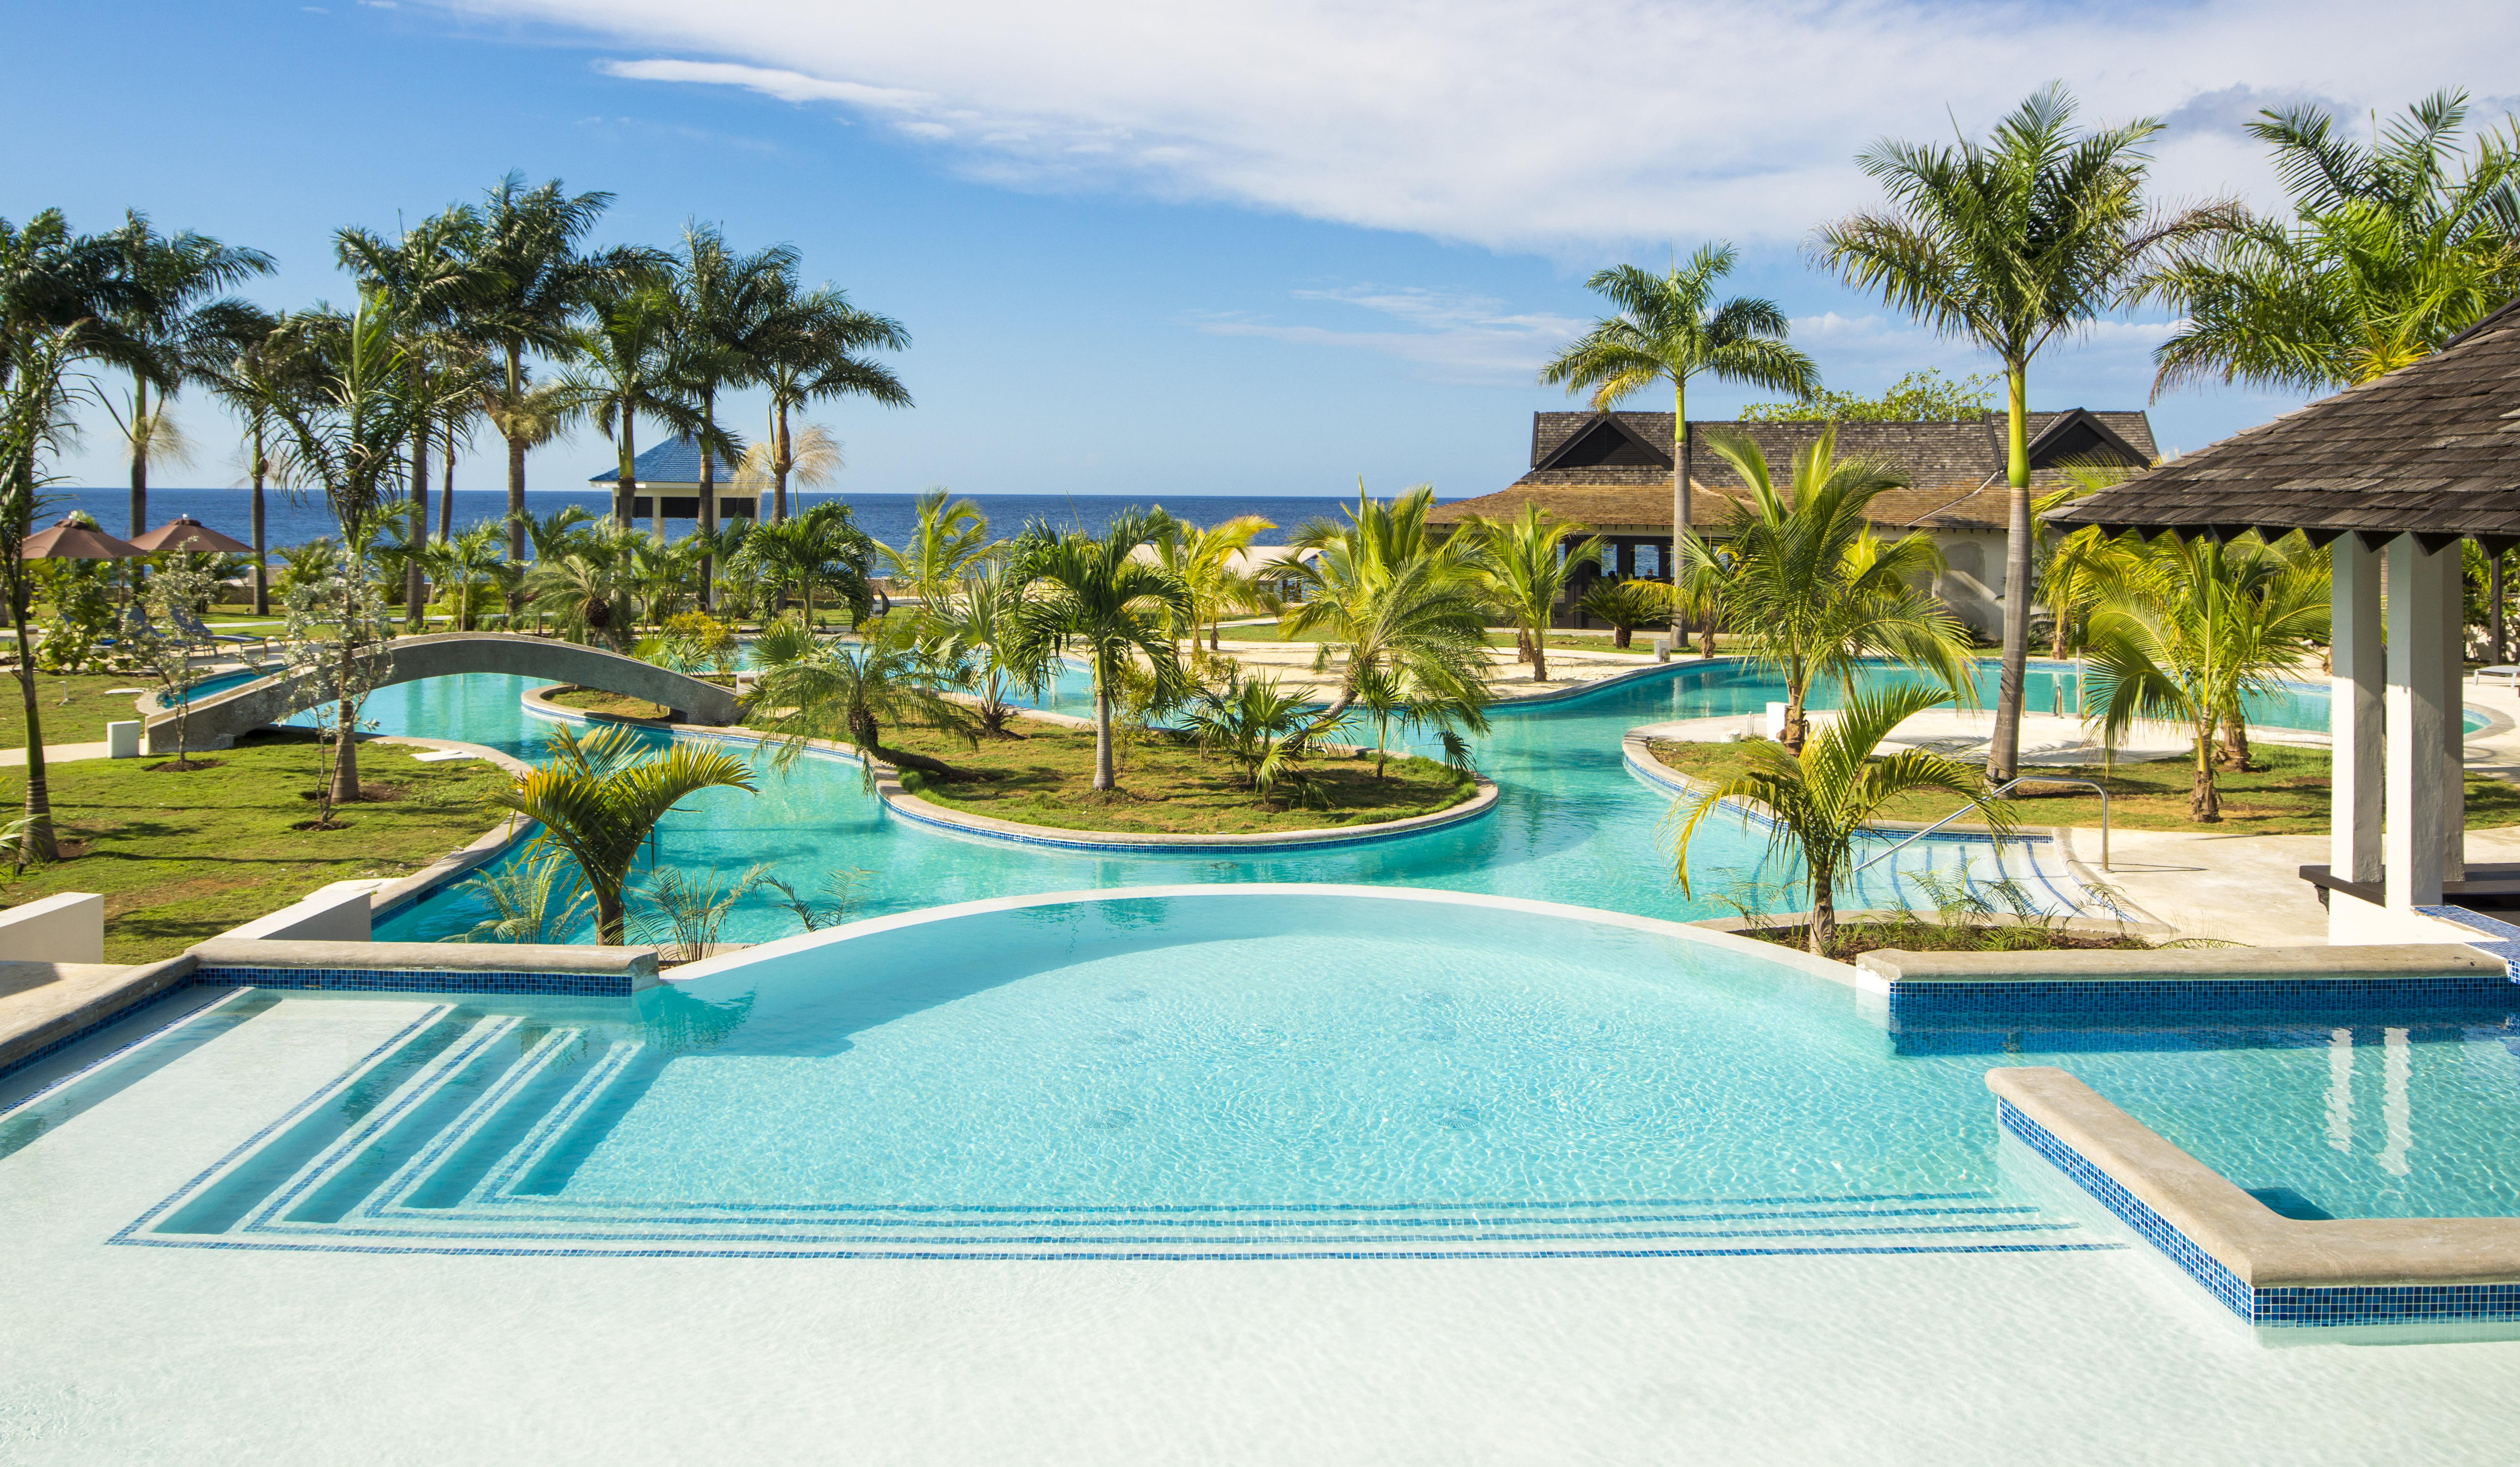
[1530,412,1673,473]
[2046,297,2520,551]
[2021,407,2151,472]
[587,436,714,486]
[1427,409,2158,534]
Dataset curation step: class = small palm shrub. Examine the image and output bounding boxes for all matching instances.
[1183,671,1326,809]
[1577,579,1675,648]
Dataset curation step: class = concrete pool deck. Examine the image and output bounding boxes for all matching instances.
[9,990,2520,1462]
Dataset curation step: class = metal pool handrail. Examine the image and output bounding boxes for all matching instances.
[1852,775,2110,875]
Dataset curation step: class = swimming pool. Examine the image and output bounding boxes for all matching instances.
[333,656,2103,945]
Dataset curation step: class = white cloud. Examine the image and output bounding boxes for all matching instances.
[431,0,2520,253]
[1194,286,1588,383]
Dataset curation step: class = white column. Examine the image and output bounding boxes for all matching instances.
[2386,536,2450,910]
[2331,539,2384,883]
[2443,549,2468,883]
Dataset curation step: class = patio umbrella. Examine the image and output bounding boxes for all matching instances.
[130,515,252,555]
[20,516,144,560]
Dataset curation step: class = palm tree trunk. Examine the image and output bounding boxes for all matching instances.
[774,401,792,524]
[504,346,528,577]
[2219,710,2253,771]
[1989,365,2032,783]
[1529,621,1549,682]
[593,883,625,946]
[438,423,455,543]
[1670,376,1690,646]
[407,394,431,628]
[2189,732,2221,823]
[616,410,638,531]
[250,428,270,617]
[1092,676,1118,791]
[11,596,58,861]
[129,373,150,538]
[1806,860,1836,955]
[697,389,718,610]
[331,677,361,806]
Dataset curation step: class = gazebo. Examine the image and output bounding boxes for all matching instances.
[2046,298,2520,944]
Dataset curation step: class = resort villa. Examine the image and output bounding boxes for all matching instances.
[1428,408,2159,638]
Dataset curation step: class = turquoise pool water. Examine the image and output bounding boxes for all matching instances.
[60,892,2520,1248]
[353,657,2100,945]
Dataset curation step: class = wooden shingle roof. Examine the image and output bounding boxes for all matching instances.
[2045,298,2520,552]
[1428,410,2158,533]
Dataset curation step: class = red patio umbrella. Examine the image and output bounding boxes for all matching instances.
[129,515,252,555]
[21,516,144,560]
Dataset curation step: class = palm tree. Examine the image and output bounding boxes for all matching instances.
[1540,244,1819,645]
[0,324,88,862]
[1281,484,1494,732]
[628,533,706,627]
[202,310,310,616]
[247,297,419,806]
[421,521,508,631]
[524,535,640,650]
[1008,509,1193,791]
[1672,684,2016,954]
[1696,428,1974,751]
[1344,662,1478,781]
[100,211,274,537]
[2083,533,2331,822]
[512,502,596,564]
[748,615,979,784]
[487,721,756,944]
[738,500,877,628]
[567,278,702,530]
[1157,513,1276,651]
[1458,503,1604,682]
[1577,578,1674,649]
[2137,92,2520,394]
[1816,84,2219,781]
[338,204,484,619]
[1182,671,1326,808]
[881,488,994,613]
[459,175,632,564]
[752,279,910,521]
[929,558,1053,736]
[667,222,794,602]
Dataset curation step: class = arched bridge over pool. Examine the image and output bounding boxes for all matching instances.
[147,632,740,754]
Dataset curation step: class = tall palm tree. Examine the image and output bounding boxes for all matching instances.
[1458,503,1604,682]
[1281,484,1494,731]
[101,211,274,536]
[753,279,910,522]
[881,488,994,613]
[2137,92,2520,394]
[566,279,701,530]
[202,310,306,615]
[1156,513,1276,651]
[1540,244,1819,645]
[1672,684,2017,955]
[1008,509,1193,791]
[0,324,88,862]
[488,721,756,944]
[2083,533,2331,822]
[1817,84,2218,781]
[1697,427,1974,751]
[338,203,483,620]
[459,175,630,563]
[667,222,795,602]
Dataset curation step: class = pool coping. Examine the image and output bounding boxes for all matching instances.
[1990,1065,2520,1325]
[659,881,1869,989]
[522,685,1502,854]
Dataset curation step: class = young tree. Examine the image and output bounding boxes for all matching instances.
[1156,513,1277,652]
[277,548,396,827]
[1696,427,1974,751]
[1577,578,1675,649]
[928,558,1054,737]
[1817,85,2218,781]
[1541,244,1819,645]
[748,615,979,784]
[134,550,226,768]
[1459,503,1604,682]
[1671,684,2016,954]
[1280,484,1495,737]
[1007,509,1193,792]
[880,488,994,615]
[487,721,756,945]
[1183,671,1327,808]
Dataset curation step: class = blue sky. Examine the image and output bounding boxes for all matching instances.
[7,0,2512,500]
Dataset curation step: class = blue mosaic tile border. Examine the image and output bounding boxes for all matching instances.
[1890,971,2515,1027]
[1999,1096,2520,1327]
[879,783,1497,855]
[0,981,220,1091]
[192,966,639,998]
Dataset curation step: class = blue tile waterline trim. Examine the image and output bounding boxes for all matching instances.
[1889,972,2517,1027]
[114,1235,2129,1262]
[2418,904,2520,979]
[1998,1096,2520,1328]
[193,966,640,998]
[0,979,213,1090]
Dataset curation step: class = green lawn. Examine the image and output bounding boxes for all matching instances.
[1646,738,2520,834]
[0,672,163,749]
[545,687,1478,836]
[0,731,510,962]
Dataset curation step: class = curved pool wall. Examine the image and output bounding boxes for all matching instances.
[356,658,2113,944]
[92,888,2520,1259]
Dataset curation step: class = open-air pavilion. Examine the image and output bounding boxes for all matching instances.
[2047,298,2520,944]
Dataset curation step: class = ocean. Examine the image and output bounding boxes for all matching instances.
[38,487,1387,554]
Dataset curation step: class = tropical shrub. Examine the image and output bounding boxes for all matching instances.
[1577,578,1674,649]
